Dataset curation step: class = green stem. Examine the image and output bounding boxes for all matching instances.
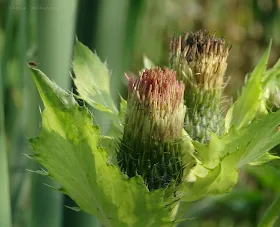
[258,194,280,227]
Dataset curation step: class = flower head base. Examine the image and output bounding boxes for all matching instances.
[118,67,186,190]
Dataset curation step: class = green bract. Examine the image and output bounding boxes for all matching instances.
[28,38,280,227]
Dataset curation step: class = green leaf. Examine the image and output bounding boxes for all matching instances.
[262,58,280,110]
[98,135,118,166]
[107,96,127,138]
[198,111,280,168]
[228,42,271,129]
[249,152,280,166]
[193,133,223,169]
[119,96,127,120]
[263,58,280,87]
[224,105,234,132]
[237,111,280,167]
[73,40,118,115]
[143,55,155,69]
[28,66,179,227]
[189,109,280,199]
[179,151,239,202]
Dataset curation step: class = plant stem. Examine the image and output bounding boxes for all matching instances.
[258,194,280,227]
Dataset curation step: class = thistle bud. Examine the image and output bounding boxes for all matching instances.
[118,67,186,190]
[170,30,231,143]
[264,84,280,111]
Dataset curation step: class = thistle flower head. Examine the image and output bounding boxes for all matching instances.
[126,67,185,141]
[118,67,186,190]
[170,30,230,91]
[169,30,231,143]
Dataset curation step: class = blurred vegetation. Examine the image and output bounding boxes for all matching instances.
[0,0,280,226]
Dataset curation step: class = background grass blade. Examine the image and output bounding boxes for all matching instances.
[0,44,12,227]
[258,195,280,227]
[29,1,77,227]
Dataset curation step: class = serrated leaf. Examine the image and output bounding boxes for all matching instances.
[23,153,38,160]
[228,42,271,129]
[193,133,222,169]
[249,152,280,165]
[237,111,280,167]
[98,135,118,166]
[43,183,63,191]
[73,40,118,116]
[28,66,179,227]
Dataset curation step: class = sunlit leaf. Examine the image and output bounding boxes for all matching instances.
[249,152,280,166]
[73,40,118,115]
[179,151,239,202]
[227,42,271,129]
[198,111,280,168]
[186,109,280,201]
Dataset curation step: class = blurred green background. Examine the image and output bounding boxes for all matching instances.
[0,0,280,226]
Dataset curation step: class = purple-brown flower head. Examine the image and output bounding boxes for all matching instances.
[118,67,187,190]
[126,67,185,141]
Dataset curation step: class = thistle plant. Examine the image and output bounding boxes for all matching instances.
[27,31,280,226]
